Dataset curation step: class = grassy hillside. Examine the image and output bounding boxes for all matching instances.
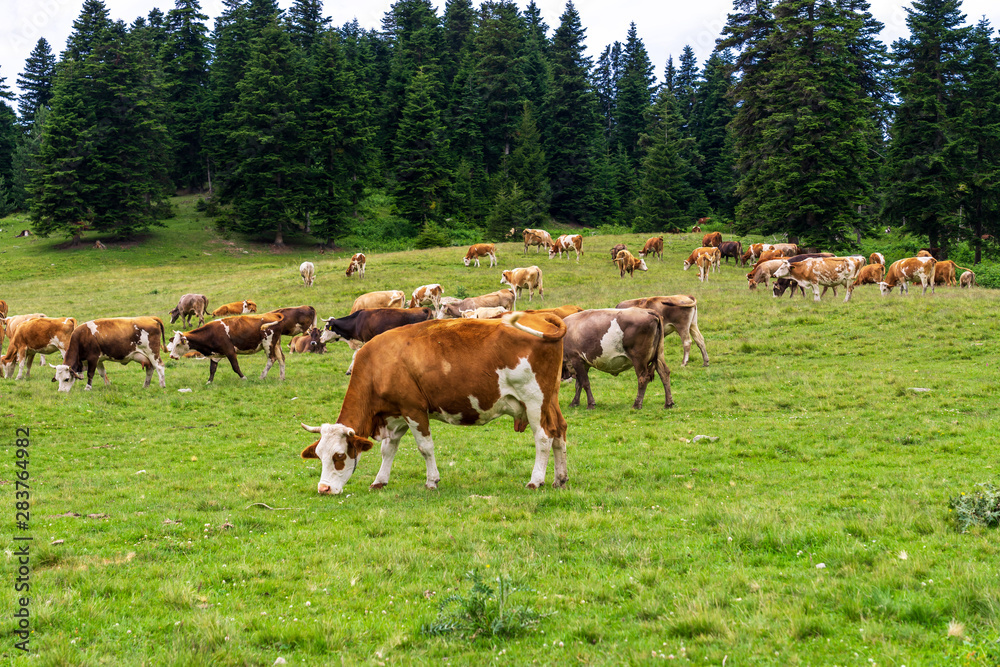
[2,197,999,665]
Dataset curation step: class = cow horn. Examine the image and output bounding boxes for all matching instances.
[301,423,322,433]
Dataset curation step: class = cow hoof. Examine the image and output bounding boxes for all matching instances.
[569,401,580,408]
[425,481,439,490]
[552,477,567,488]
[702,362,710,367]
[345,370,352,376]
[665,402,675,409]
[370,482,386,490]
[586,404,596,410]
[526,482,540,490]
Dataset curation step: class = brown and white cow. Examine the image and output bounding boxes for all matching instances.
[561,308,672,410]
[718,240,743,266]
[638,237,663,260]
[549,234,584,261]
[2,317,76,380]
[439,289,516,319]
[684,247,721,272]
[515,305,584,321]
[879,256,938,296]
[409,284,444,318]
[932,260,973,286]
[55,317,167,392]
[917,250,934,258]
[960,270,976,288]
[1,313,46,361]
[747,259,787,290]
[346,253,366,278]
[852,263,886,288]
[169,293,209,328]
[168,313,285,383]
[522,229,553,255]
[0,300,7,318]
[289,327,326,354]
[299,261,316,287]
[212,300,257,317]
[773,256,865,302]
[616,294,708,367]
[320,307,436,374]
[768,253,837,297]
[461,306,508,319]
[267,306,317,338]
[869,252,885,265]
[615,249,647,277]
[299,313,568,494]
[349,290,405,314]
[691,225,702,233]
[696,252,715,282]
[610,243,627,263]
[702,231,723,247]
[463,243,497,268]
[746,243,773,264]
[501,266,544,306]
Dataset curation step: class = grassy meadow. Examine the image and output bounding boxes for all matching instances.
[2,196,1000,666]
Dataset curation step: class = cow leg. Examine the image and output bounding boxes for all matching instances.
[154,358,166,388]
[346,347,361,375]
[370,418,409,490]
[17,351,32,380]
[405,417,441,490]
[812,284,822,302]
[85,360,98,390]
[96,361,111,386]
[261,342,285,380]
[143,361,154,388]
[38,353,47,367]
[569,364,592,408]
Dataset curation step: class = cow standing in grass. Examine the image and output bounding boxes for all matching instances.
[169,293,209,328]
[300,261,315,287]
[55,317,167,391]
[2,317,76,379]
[168,313,285,383]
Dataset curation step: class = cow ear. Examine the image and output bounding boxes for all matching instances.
[346,435,374,458]
[301,440,320,459]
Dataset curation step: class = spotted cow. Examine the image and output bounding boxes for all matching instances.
[522,229,553,255]
[346,253,366,278]
[549,235,584,261]
[464,244,497,268]
[168,313,285,383]
[773,256,865,302]
[55,317,167,392]
[879,257,938,296]
[1,317,75,380]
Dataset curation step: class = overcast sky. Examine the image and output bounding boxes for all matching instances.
[1,0,997,101]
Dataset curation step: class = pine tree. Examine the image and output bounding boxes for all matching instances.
[286,0,330,51]
[616,24,655,166]
[594,42,621,143]
[674,45,699,133]
[0,69,15,195]
[16,39,56,127]
[882,0,970,256]
[635,88,698,232]
[64,0,113,61]
[521,1,552,115]
[508,101,549,225]
[9,106,47,211]
[690,51,737,216]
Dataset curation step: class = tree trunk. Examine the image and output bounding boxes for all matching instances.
[305,211,311,234]
[274,221,284,246]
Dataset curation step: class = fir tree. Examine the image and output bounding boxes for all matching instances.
[64,0,113,61]
[616,24,655,166]
[9,106,47,211]
[521,1,552,114]
[690,51,737,216]
[635,87,698,231]
[286,0,330,51]
[674,45,699,133]
[594,42,622,142]
[508,101,550,225]
[16,39,56,127]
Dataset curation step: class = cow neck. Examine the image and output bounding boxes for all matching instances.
[335,376,382,438]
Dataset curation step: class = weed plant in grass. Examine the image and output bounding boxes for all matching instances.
[2,197,1000,664]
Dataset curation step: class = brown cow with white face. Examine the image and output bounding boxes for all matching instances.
[684,247,720,272]
[212,300,257,317]
[299,313,568,494]
[349,290,405,314]
[289,327,326,354]
[561,308,673,410]
[54,317,167,392]
[616,294,709,367]
[167,313,285,383]
[346,253,366,278]
[522,229,553,254]
[169,293,209,328]
[2,317,76,380]
[548,234,584,261]
[879,257,938,296]
[501,267,544,307]
[464,244,497,268]
[638,237,663,260]
[615,249,647,277]
[409,284,443,318]
[266,306,316,338]
[773,256,865,302]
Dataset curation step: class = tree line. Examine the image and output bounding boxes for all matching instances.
[0,0,997,257]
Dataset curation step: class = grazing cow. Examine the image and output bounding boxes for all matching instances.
[522,229,553,254]
[746,243,774,264]
[691,225,702,233]
[1,313,46,360]
[773,256,865,302]
[289,327,326,354]
[562,308,673,410]
[14,229,31,238]
[212,300,257,317]
[767,253,837,297]
[549,234,584,261]
[615,249,648,277]
[501,266,544,306]
[169,293,209,328]
[610,243,627,263]
[1,317,76,380]
[409,284,444,318]
[747,259,787,290]
[350,290,405,314]
[852,263,886,288]
[267,306,317,338]
[869,252,885,265]
[346,253,366,278]
[461,306,508,319]
[684,246,721,272]
[879,256,938,296]
[960,270,975,288]
[932,260,973,286]
[439,289,516,319]
[463,244,497,268]
[168,313,285,382]
[740,249,754,267]
[299,261,316,287]
[702,231,723,247]
[54,317,167,392]
[616,295,708,367]
[696,253,715,282]
[299,313,569,494]
[638,237,664,260]
[320,307,435,374]
[718,240,743,265]
[697,217,711,225]
[515,305,584,321]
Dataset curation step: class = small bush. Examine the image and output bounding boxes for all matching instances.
[414,222,450,249]
[949,483,1000,532]
[421,570,549,640]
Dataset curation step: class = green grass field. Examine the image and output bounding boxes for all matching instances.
[2,197,999,666]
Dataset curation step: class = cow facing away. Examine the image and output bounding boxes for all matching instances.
[960,270,976,288]
[168,313,285,383]
[879,257,938,296]
[54,317,167,392]
[562,308,673,409]
[169,293,209,328]
[522,229,553,255]
[464,244,497,268]
[346,253,366,278]
[409,284,444,318]
[299,261,315,287]
[852,263,886,288]
[1,313,46,361]
[267,306,317,338]
[638,237,663,260]
[501,267,544,307]
[869,252,885,265]
[684,247,721,272]
[610,243,627,263]
[616,295,709,367]
[299,313,569,494]
[1,317,75,380]
[932,260,973,286]
[615,249,647,277]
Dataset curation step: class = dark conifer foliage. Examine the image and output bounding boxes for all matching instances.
[16,39,56,127]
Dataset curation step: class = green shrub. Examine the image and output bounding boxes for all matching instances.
[421,570,549,640]
[949,483,1000,532]
[414,222,451,249]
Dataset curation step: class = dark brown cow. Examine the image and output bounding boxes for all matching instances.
[616,294,709,367]
[167,313,285,383]
[266,306,317,338]
[638,237,664,260]
[610,243,627,263]
[702,231,722,248]
[54,317,167,392]
[299,313,568,494]
[562,308,672,410]
[718,240,743,265]
[320,307,435,374]
[169,293,209,328]
[1,317,76,380]
[289,327,326,354]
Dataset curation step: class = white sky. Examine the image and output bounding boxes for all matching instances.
[1,0,997,101]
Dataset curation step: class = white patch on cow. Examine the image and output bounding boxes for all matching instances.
[442,359,452,374]
[496,357,543,425]
[584,319,633,376]
[87,321,99,335]
[222,321,230,337]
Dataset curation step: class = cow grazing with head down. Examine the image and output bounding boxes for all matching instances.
[747,259,787,290]
[718,240,743,265]
[464,244,497,268]
[522,229,553,254]
[501,267,544,307]
[702,231,723,248]
[960,270,976,288]
[168,313,285,383]
[299,261,316,287]
[773,256,865,302]
[169,293,209,328]
[615,294,708,367]
[691,225,702,233]
[409,284,443,318]
[212,300,257,317]
[346,253,366,278]
[320,307,435,374]
[639,237,664,260]
[299,313,569,494]
[610,243,627,263]
[1,317,76,380]
[615,249,647,277]
[55,317,167,392]
[932,260,973,286]
[561,308,673,410]
[869,252,885,265]
[1,313,45,361]
[879,256,938,296]
[549,234,584,261]
[350,290,405,314]
[439,289,516,319]
[767,253,836,297]
[684,247,721,272]
[852,263,886,288]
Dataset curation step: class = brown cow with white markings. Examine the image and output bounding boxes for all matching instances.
[266,306,317,338]
[702,231,722,247]
[684,247,721,272]
[562,308,673,410]
[167,313,285,383]
[55,317,167,392]
[773,256,865,302]
[212,300,257,317]
[464,243,497,268]
[639,237,663,260]
[409,284,443,317]
[1,313,45,359]
[615,295,708,367]
[615,249,647,277]
[169,293,209,328]
[501,267,544,307]
[289,327,326,354]
[346,253,366,278]
[299,313,568,494]
[440,289,516,319]
[522,229,553,254]
[879,257,938,296]
[2,317,76,380]
[548,234,584,261]
[349,290,405,314]
[747,259,787,290]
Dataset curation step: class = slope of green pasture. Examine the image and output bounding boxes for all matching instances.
[2,199,999,666]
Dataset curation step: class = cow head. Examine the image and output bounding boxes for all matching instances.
[636,259,648,272]
[54,364,84,392]
[877,281,894,296]
[772,261,791,279]
[1,359,15,379]
[167,331,191,360]
[500,271,512,287]
[300,423,375,494]
[168,306,181,324]
[683,259,692,271]
[243,300,258,314]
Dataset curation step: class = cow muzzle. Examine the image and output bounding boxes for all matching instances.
[318,484,338,495]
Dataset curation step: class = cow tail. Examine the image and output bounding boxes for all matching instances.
[953,264,974,274]
[156,317,167,347]
[506,312,566,341]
